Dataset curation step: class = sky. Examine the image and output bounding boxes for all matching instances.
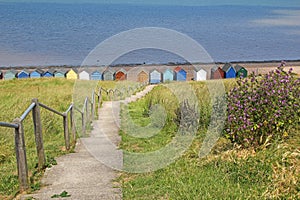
[1,0,300,7]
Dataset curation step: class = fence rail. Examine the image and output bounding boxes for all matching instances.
[0,121,19,129]
[0,82,146,192]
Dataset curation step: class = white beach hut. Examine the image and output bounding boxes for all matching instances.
[194,68,207,81]
[79,70,90,80]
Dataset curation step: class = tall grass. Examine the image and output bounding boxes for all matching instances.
[0,78,75,199]
[119,80,299,199]
[0,79,145,199]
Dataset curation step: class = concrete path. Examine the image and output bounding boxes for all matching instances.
[20,85,155,200]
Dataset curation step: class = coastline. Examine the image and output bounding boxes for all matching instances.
[0,60,299,81]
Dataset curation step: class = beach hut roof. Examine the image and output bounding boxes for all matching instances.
[234,64,244,72]
[18,70,29,75]
[7,69,18,74]
[116,68,127,74]
[164,68,173,73]
[103,68,115,74]
[31,69,44,74]
[91,69,102,74]
[64,68,78,75]
[46,69,56,74]
[150,69,160,73]
[174,66,182,72]
[54,69,66,74]
[80,68,97,73]
[222,63,234,72]
[211,66,220,72]
[194,66,205,72]
[79,69,91,74]
[68,68,78,72]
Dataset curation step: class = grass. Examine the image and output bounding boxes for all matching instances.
[0,78,144,199]
[0,78,75,199]
[1,78,298,199]
[119,80,299,199]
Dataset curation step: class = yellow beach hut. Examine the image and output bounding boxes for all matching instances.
[66,69,78,80]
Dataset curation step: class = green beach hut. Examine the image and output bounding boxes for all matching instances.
[235,64,248,78]
[103,69,115,81]
[163,68,174,82]
[54,70,66,78]
[4,70,17,80]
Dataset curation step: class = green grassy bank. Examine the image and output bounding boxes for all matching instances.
[119,80,299,199]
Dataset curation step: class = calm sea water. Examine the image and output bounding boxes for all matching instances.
[0,3,300,66]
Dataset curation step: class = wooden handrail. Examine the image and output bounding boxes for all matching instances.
[65,104,73,114]
[20,103,36,122]
[0,82,146,193]
[39,103,65,117]
[0,121,19,129]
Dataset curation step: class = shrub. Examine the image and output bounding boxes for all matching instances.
[224,66,300,148]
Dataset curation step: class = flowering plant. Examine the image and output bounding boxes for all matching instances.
[224,66,300,148]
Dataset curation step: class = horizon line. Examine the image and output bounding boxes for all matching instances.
[1,1,300,8]
[1,59,300,68]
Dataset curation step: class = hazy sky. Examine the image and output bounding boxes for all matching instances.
[1,0,300,7]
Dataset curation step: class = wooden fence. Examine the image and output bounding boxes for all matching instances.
[0,83,146,192]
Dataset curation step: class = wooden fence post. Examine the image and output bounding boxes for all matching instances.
[70,106,76,142]
[81,112,85,136]
[85,98,89,123]
[99,89,102,108]
[13,118,29,192]
[91,93,95,120]
[63,113,70,150]
[31,98,46,170]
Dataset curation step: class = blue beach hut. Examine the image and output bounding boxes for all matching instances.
[30,69,43,78]
[17,70,30,79]
[43,70,54,78]
[163,68,174,82]
[174,66,187,81]
[150,69,162,84]
[222,63,236,78]
[91,70,102,80]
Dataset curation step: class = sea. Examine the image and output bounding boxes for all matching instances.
[0,2,300,66]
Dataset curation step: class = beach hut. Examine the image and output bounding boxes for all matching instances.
[30,69,44,78]
[79,70,90,80]
[115,68,127,81]
[103,69,115,81]
[234,64,248,78]
[222,63,236,78]
[194,68,207,81]
[43,69,54,78]
[150,69,162,84]
[54,70,65,78]
[138,70,149,83]
[66,69,78,80]
[174,66,187,81]
[211,66,225,79]
[4,70,17,80]
[17,70,30,79]
[163,68,174,82]
[91,70,102,80]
